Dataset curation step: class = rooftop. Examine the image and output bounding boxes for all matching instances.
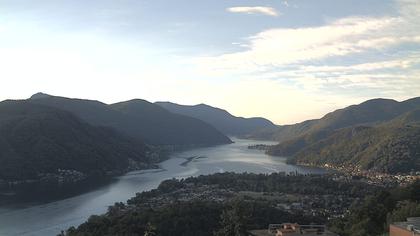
[391,217,420,234]
[248,223,338,236]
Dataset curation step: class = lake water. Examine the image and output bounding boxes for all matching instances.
[0,138,326,236]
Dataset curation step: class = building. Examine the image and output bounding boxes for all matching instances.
[390,217,420,236]
[248,223,338,236]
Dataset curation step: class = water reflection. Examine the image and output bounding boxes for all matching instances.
[0,138,326,236]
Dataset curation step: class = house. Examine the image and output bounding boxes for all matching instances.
[248,223,338,236]
[390,217,420,236]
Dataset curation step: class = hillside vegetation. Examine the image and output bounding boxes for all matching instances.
[63,173,377,236]
[267,98,420,173]
[288,123,420,173]
[0,100,150,181]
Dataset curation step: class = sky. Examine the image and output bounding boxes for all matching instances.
[0,0,419,125]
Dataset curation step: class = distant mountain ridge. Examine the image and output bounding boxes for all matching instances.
[29,93,232,146]
[266,97,420,173]
[156,102,276,136]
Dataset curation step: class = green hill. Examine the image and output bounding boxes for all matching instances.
[266,98,420,173]
[274,110,420,173]
[0,100,150,181]
[290,124,420,173]
[267,97,420,156]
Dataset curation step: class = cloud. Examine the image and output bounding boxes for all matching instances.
[226,6,279,17]
[300,57,420,73]
[195,0,420,103]
[196,17,406,72]
[1,0,419,125]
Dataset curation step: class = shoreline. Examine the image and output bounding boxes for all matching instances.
[179,155,208,167]
[295,162,420,187]
[0,153,194,210]
[0,139,330,236]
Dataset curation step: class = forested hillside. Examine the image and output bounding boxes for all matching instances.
[0,100,150,181]
[266,98,420,174]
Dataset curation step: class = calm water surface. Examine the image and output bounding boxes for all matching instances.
[0,138,326,236]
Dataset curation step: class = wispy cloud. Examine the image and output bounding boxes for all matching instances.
[226,6,279,17]
[196,17,405,71]
[196,0,420,103]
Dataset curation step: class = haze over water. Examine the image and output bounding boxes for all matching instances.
[0,138,326,236]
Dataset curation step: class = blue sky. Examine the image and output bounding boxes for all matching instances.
[0,0,419,124]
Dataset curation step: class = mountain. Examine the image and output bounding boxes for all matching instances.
[155,102,276,136]
[252,97,420,143]
[286,118,420,174]
[110,100,232,145]
[29,92,51,99]
[29,94,231,146]
[266,97,420,157]
[267,99,420,173]
[0,100,149,181]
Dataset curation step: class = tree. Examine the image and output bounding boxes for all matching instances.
[144,222,157,236]
[387,201,420,225]
[407,180,420,202]
[214,201,249,236]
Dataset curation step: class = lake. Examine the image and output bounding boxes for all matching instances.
[0,138,326,236]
